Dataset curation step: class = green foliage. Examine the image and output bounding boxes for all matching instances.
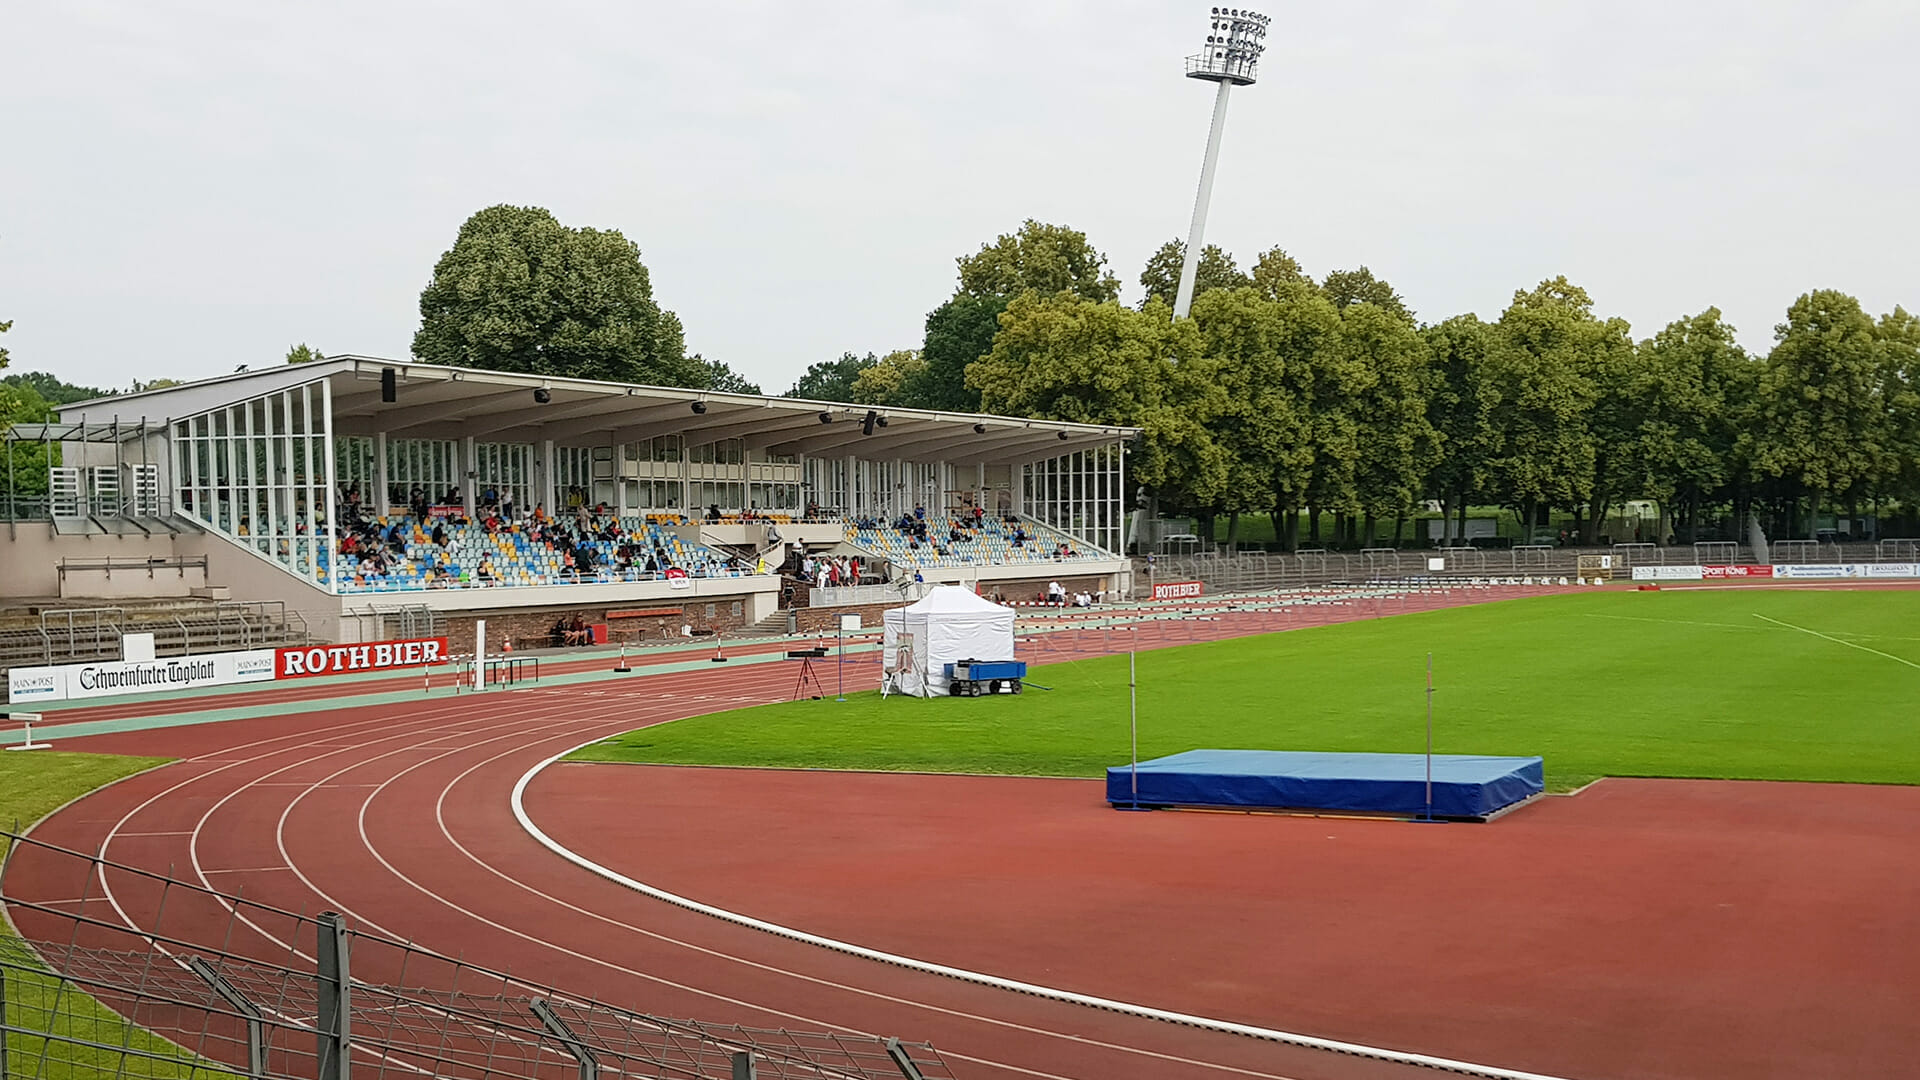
[968,293,1182,424]
[692,355,761,395]
[284,343,326,364]
[0,317,10,370]
[910,294,1005,412]
[3,371,108,406]
[1321,266,1413,324]
[786,352,875,402]
[568,589,1920,792]
[413,204,699,386]
[1249,246,1314,298]
[955,220,1120,303]
[1138,239,1249,309]
[849,349,924,405]
[1745,290,1892,504]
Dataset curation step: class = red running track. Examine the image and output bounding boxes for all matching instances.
[23,585,1905,1079]
[528,766,1920,1079]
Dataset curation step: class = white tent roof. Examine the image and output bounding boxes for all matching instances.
[898,585,1014,615]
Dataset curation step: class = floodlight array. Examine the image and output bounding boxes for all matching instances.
[1186,7,1271,85]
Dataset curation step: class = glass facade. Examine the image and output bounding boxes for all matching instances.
[1021,448,1124,556]
[173,383,333,585]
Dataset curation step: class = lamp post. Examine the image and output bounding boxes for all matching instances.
[1173,7,1271,319]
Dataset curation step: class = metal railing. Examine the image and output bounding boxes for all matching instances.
[0,830,955,1080]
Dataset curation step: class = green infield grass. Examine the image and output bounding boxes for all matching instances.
[2,750,240,1080]
[570,587,1920,791]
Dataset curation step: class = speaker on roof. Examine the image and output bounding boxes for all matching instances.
[380,367,396,403]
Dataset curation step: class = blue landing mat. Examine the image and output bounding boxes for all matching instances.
[1106,749,1544,820]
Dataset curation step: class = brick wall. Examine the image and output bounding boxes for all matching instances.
[445,596,750,653]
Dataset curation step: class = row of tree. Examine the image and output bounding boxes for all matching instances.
[8,206,1916,545]
[795,221,1919,546]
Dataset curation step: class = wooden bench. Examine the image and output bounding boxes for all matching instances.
[608,607,683,620]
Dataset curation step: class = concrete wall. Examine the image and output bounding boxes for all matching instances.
[174,533,346,642]
[0,524,185,601]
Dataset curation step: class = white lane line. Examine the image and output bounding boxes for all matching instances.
[1752,613,1920,671]
[425,734,1301,1080]
[511,742,1577,1080]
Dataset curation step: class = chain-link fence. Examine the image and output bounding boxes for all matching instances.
[1,831,954,1080]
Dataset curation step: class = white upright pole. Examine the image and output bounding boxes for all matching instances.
[474,618,487,692]
[1172,79,1236,319]
[1424,652,1435,820]
[1129,648,1139,805]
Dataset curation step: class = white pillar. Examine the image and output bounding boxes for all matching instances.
[1173,79,1236,319]
[373,431,389,515]
[461,436,476,516]
[473,618,486,691]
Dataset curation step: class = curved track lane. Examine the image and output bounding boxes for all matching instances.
[10,596,1583,1080]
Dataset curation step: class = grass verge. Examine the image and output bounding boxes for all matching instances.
[569,588,1920,792]
[1,750,238,1080]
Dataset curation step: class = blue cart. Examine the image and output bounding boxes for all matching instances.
[944,660,1027,697]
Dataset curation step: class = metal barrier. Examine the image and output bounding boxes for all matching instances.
[1876,538,1920,562]
[0,830,955,1080]
[1610,543,1660,568]
[1692,542,1739,565]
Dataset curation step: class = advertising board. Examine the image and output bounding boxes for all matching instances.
[1629,565,1705,581]
[1151,580,1205,601]
[275,637,451,678]
[12,650,280,704]
[1773,564,1856,579]
[1701,564,1773,579]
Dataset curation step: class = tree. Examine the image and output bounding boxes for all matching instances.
[1343,301,1439,544]
[692,355,761,395]
[905,294,1004,412]
[955,220,1120,304]
[1744,290,1892,537]
[1249,246,1314,299]
[128,378,183,392]
[2,371,108,405]
[413,204,699,386]
[785,352,875,402]
[1878,307,1920,509]
[1187,284,1333,548]
[1625,309,1756,540]
[1483,277,1630,543]
[850,350,926,405]
[0,317,9,371]
[968,293,1181,424]
[1422,315,1499,542]
[1321,267,1414,324]
[285,343,326,365]
[1138,239,1249,309]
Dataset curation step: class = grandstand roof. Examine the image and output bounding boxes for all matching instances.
[54,356,1137,464]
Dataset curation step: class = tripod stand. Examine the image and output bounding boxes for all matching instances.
[790,652,825,700]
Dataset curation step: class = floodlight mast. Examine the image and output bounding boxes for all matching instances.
[1172,7,1270,320]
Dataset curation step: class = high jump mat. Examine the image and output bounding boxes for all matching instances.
[1106,749,1545,821]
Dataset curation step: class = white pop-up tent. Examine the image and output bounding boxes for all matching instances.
[881,586,1017,697]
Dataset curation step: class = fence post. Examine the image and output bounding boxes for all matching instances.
[1,963,9,1080]
[316,912,351,1080]
[186,956,265,1080]
[730,1050,756,1080]
[883,1038,927,1080]
[529,999,597,1080]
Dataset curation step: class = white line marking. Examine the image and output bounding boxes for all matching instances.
[511,743,1577,1080]
[1752,613,1920,671]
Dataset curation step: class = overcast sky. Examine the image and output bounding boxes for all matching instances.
[5,0,1917,395]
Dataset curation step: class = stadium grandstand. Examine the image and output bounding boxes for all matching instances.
[1,356,1136,657]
